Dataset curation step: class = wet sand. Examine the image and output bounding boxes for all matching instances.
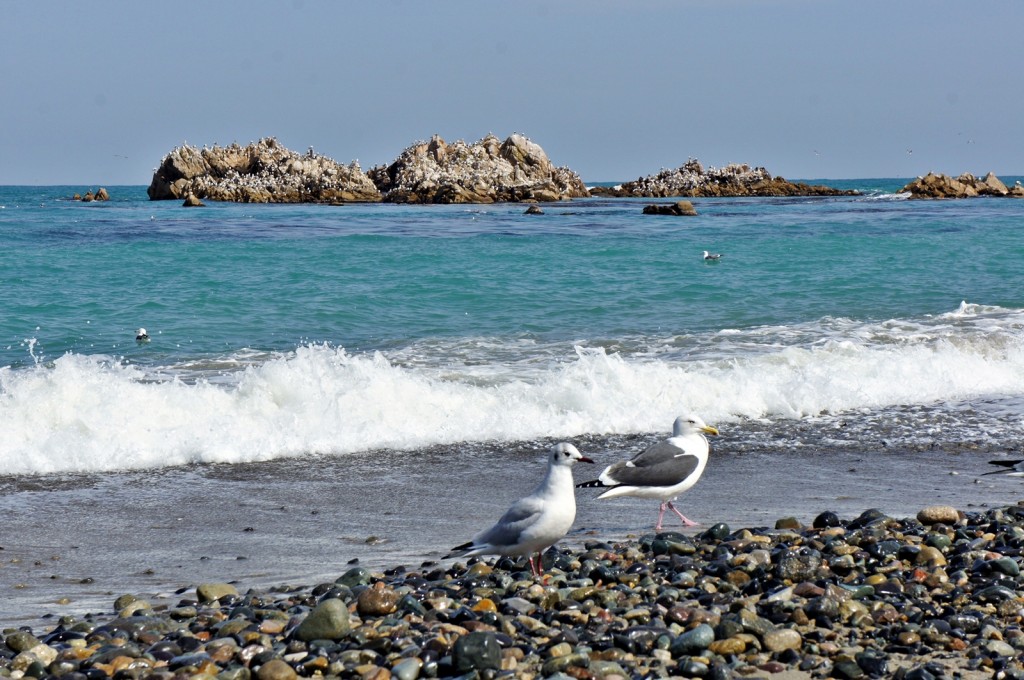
[2,437,1021,629]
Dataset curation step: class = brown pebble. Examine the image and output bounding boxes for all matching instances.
[898,631,921,645]
[260,619,286,635]
[762,628,802,653]
[357,582,400,616]
[257,659,297,680]
[917,505,961,525]
[793,582,825,598]
[709,638,746,655]
[915,546,947,566]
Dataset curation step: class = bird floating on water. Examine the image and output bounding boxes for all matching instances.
[577,414,719,531]
[136,328,150,342]
[446,442,594,577]
[702,250,722,261]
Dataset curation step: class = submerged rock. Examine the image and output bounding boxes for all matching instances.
[147,138,381,203]
[367,133,590,203]
[642,200,698,216]
[593,158,858,198]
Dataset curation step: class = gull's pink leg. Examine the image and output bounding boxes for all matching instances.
[667,501,698,527]
[655,501,668,531]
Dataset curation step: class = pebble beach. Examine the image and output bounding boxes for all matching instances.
[7,501,1024,680]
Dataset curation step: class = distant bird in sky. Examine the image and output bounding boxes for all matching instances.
[136,328,150,342]
[577,414,719,531]
[703,250,722,261]
[446,442,594,576]
[985,459,1024,477]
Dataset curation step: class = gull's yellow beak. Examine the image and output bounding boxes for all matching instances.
[702,425,720,436]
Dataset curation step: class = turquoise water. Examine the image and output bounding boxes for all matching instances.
[2,182,1024,474]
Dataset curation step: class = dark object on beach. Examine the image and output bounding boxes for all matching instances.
[985,458,1024,476]
[642,200,698,216]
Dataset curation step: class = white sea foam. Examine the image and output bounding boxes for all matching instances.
[2,304,1023,475]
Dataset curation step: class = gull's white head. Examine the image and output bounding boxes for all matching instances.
[550,442,595,467]
[136,328,150,341]
[672,414,719,438]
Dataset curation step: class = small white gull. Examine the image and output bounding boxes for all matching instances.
[577,414,719,531]
[703,250,722,261]
[446,442,594,576]
[135,328,150,342]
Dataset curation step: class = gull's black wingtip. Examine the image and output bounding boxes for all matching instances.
[445,540,478,558]
[576,479,608,489]
[984,459,1024,475]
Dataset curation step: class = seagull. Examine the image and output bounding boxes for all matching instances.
[135,328,150,342]
[985,459,1024,477]
[577,414,719,531]
[446,442,594,576]
[703,250,723,261]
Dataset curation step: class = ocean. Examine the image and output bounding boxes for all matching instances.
[2,180,1024,626]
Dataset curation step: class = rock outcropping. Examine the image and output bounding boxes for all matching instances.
[591,159,857,198]
[73,188,110,202]
[147,138,381,203]
[642,200,698,216]
[367,133,589,203]
[900,171,1024,199]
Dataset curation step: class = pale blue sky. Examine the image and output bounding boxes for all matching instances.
[3,1,1022,185]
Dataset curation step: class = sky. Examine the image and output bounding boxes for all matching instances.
[3,1,1022,185]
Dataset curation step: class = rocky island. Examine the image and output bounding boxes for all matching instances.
[590,159,858,198]
[147,134,588,205]
[368,133,589,204]
[147,138,381,204]
[900,172,1024,199]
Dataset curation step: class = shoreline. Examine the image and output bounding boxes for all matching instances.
[4,441,1023,629]
[5,501,1024,679]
